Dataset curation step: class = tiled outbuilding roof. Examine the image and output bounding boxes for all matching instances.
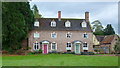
[101,35,115,44]
[96,35,105,42]
[33,18,92,32]
[96,35,116,44]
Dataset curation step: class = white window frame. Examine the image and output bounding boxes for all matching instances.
[65,20,71,27]
[51,20,56,27]
[83,33,88,38]
[66,42,72,50]
[82,21,87,27]
[34,21,39,27]
[66,42,72,47]
[83,42,88,50]
[66,32,72,38]
[33,41,40,50]
[51,42,57,50]
[34,32,40,38]
[51,32,57,38]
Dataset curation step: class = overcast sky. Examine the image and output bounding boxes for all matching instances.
[29,2,118,34]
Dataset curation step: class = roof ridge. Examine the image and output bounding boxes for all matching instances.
[38,18,85,20]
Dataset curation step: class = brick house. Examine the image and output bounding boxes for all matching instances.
[28,11,94,54]
[94,35,119,54]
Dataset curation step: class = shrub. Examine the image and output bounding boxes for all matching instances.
[27,47,31,50]
[51,50,58,54]
[62,52,75,54]
[81,52,94,55]
[39,49,42,53]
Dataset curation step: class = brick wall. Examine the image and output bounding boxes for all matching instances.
[28,30,94,52]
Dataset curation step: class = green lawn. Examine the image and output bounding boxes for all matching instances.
[2,54,118,66]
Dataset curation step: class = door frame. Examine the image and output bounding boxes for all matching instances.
[42,41,49,54]
[74,41,81,54]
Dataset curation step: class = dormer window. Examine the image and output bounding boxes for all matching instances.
[82,21,87,27]
[65,20,71,27]
[34,21,39,27]
[51,20,56,27]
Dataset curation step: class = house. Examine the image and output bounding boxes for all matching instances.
[93,34,100,53]
[94,35,119,54]
[28,11,94,54]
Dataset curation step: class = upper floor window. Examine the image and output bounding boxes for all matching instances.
[34,32,40,38]
[66,32,72,38]
[34,21,39,27]
[82,21,87,27]
[51,42,57,50]
[65,20,71,27]
[33,41,39,50]
[83,33,88,38]
[51,20,56,27]
[51,32,57,38]
[83,43,88,47]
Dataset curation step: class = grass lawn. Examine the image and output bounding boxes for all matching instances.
[2,54,118,66]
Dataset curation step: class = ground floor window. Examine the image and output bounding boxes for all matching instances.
[66,42,72,51]
[33,42,39,50]
[83,43,88,47]
[67,43,72,47]
[51,43,57,50]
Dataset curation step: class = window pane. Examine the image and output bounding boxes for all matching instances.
[52,33,56,38]
[67,33,71,38]
[52,43,56,50]
[34,33,40,38]
[34,21,39,27]
[83,43,87,47]
[67,43,71,47]
[84,34,88,38]
[37,45,39,49]
[34,45,36,50]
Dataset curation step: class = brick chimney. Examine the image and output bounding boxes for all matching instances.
[58,11,61,21]
[85,11,89,22]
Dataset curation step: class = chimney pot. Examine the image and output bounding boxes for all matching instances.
[58,11,61,21]
[85,11,89,22]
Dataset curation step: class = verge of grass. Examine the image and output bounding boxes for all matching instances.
[2,54,118,66]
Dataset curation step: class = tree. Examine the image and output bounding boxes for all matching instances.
[32,4,42,18]
[2,2,34,51]
[104,24,115,35]
[91,20,104,35]
[114,36,120,54]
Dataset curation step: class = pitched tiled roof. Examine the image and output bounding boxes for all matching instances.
[96,35,115,44]
[96,35,105,42]
[33,18,92,32]
[101,35,115,44]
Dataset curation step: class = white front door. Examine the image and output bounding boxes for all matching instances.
[75,43,80,54]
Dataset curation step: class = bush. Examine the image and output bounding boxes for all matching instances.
[28,49,42,55]
[39,49,42,53]
[27,47,31,50]
[81,52,94,55]
[49,51,58,54]
[62,52,75,54]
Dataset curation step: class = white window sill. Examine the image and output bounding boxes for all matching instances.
[83,47,88,50]
[66,47,72,50]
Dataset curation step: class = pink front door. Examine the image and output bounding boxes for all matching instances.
[43,45,47,54]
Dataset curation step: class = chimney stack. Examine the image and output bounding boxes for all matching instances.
[85,11,89,22]
[58,11,61,21]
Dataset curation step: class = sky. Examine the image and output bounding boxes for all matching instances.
[29,2,118,34]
